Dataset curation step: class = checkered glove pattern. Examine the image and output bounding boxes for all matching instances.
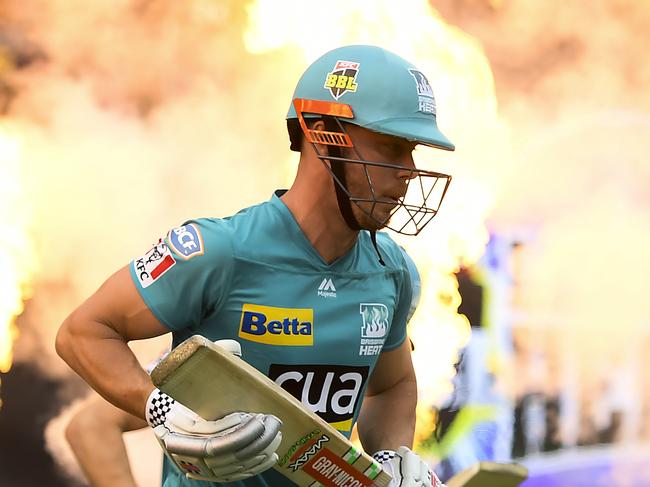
[142,340,282,483]
[373,450,397,463]
[373,446,446,487]
[146,388,176,428]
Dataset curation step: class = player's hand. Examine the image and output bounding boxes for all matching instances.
[373,447,446,487]
[145,339,283,482]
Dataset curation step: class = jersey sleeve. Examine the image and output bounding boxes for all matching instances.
[383,260,414,351]
[129,218,234,332]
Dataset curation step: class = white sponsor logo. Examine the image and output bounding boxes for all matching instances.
[359,303,389,356]
[317,278,337,298]
[133,242,176,288]
[167,223,204,260]
[408,69,437,115]
[275,371,364,417]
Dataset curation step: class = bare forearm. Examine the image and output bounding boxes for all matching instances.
[358,376,417,453]
[56,313,154,419]
[66,403,147,487]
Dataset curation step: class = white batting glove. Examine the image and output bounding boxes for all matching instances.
[373,447,446,487]
[145,340,283,482]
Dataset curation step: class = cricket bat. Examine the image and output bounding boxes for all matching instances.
[446,462,528,487]
[151,335,391,487]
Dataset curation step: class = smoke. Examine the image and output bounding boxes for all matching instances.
[3,0,647,479]
[3,0,298,371]
[1,0,298,480]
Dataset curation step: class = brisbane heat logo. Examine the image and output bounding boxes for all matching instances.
[324,60,360,99]
[359,303,389,356]
[408,69,436,115]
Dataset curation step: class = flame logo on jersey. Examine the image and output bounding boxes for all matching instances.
[360,303,389,338]
[324,60,360,100]
[359,303,390,356]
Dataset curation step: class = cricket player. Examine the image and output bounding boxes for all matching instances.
[56,44,455,487]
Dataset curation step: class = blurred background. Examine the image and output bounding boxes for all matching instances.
[0,0,649,485]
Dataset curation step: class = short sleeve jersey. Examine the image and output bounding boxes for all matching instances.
[130,190,414,487]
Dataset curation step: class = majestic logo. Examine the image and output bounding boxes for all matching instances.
[408,69,436,115]
[167,223,204,260]
[359,303,389,356]
[324,60,360,100]
[133,242,176,288]
[288,434,330,472]
[317,278,337,298]
[269,364,369,432]
[238,304,314,346]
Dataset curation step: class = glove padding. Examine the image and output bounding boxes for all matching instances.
[373,447,446,487]
[145,340,282,482]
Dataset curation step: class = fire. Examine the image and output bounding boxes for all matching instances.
[0,123,36,374]
[245,0,509,450]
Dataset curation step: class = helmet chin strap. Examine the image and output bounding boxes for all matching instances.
[330,159,361,231]
[329,157,386,267]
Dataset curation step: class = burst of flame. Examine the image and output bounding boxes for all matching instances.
[0,123,37,374]
[244,0,508,452]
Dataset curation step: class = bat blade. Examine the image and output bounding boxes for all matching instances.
[446,461,528,487]
[151,335,391,487]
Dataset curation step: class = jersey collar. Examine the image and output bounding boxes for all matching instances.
[269,189,361,269]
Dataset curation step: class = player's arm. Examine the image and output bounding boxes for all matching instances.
[358,338,417,452]
[56,265,169,418]
[361,340,445,486]
[66,393,148,487]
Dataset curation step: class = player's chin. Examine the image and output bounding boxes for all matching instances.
[358,209,392,232]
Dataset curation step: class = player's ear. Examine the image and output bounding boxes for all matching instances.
[313,120,333,162]
[310,119,326,132]
[302,119,334,161]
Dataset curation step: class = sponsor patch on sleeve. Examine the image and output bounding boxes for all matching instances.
[133,242,176,288]
[166,223,204,260]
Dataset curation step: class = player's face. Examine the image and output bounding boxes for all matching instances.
[340,124,417,230]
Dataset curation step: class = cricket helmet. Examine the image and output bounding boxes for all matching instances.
[287,44,454,151]
[286,45,454,241]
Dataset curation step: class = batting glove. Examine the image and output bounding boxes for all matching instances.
[373,446,446,487]
[145,340,282,482]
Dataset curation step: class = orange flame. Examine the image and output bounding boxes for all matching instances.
[0,123,37,374]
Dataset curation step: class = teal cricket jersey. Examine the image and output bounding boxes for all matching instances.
[130,190,414,487]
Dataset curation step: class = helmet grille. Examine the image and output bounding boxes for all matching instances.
[307,129,353,147]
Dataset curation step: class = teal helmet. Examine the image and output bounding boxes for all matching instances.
[285,45,453,245]
[287,44,454,151]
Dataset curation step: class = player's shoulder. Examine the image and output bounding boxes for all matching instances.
[163,217,234,261]
[166,199,278,258]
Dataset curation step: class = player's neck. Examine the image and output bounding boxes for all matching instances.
[281,186,359,265]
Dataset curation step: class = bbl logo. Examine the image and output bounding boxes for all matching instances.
[324,60,360,100]
[408,69,436,115]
